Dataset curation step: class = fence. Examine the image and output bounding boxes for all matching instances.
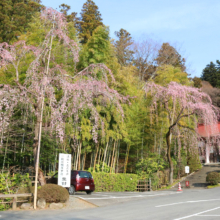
[137,179,151,192]
[0,193,33,210]
[29,176,51,186]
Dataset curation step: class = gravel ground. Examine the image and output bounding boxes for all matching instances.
[63,196,97,210]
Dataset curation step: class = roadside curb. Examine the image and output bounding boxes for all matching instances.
[76,196,99,208]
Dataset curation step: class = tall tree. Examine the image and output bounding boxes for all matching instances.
[132,38,159,81]
[0,0,42,43]
[78,26,112,69]
[201,60,220,88]
[144,81,218,184]
[114,28,134,66]
[156,43,186,72]
[0,8,126,176]
[77,0,103,44]
[59,3,78,24]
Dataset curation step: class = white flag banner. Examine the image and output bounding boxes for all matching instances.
[58,153,71,187]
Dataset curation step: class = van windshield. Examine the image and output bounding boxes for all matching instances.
[78,171,92,178]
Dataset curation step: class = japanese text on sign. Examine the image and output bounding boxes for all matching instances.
[58,153,71,187]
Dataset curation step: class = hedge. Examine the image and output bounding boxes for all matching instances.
[206,172,220,185]
[92,173,139,192]
[38,184,69,203]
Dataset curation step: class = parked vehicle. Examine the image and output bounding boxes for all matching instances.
[47,170,95,195]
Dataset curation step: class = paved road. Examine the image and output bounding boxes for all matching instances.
[75,191,183,207]
[173,163,220,189]
[2,188,220,220]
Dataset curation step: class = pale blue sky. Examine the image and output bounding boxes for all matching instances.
[41,0,220,77]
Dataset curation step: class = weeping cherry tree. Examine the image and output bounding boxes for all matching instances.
[144,81,218,184]
[0,8,127,208]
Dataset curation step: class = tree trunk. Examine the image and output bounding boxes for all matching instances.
[93,144,99,172]
[97,148,101,166]
[76,144,80,170]
[83,152,86,170]
[2,134,9,171]
[110,141,116,173]
[124,144,130,173]
[33,107,41,168]
[102,141,109,172]
[166,128,173,184]
[78,141,82,170]
[38,168,46,186]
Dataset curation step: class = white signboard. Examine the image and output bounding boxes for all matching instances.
[58,153,71,187]
[185,166,190,174]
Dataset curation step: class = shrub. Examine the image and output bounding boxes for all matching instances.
[206,172,220,185]
[37,184,69,203]
[92,173,139,192]
[135,155,166,178]
[0,172,31,194]
[0,172,31,211]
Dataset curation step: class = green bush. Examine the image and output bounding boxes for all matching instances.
[188,152,202,172]
[135,154,166,179]
[0,172,31,211]
[206,172,220,185]
[38,184,69,203]
[0,172,31,194]
[92,173,139,192]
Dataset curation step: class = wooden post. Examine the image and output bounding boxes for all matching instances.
[12,196,17,210]
[33,96,44,209]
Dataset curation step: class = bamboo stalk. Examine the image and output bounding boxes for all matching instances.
[107,149,111,167]
[93,144,99,172]
[83,151,86,170]
[97,148,101,166]
[110,141,116,173]
[113,141,118,173]
[124,144,130,173]
[116,140,120,173]
[102,141,109,172]
[2,133,9,171]
[76,144,79,170]
[78,141,82,170]
[90,153,93,170]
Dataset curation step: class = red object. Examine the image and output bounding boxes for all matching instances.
[185,181,190,187]
[177,182,182,191]
[197,122,220,137]
[73,171,95,192]
[47,170,95,195]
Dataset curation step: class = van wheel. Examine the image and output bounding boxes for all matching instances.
[86,191,93,195]
[69,185,75,195]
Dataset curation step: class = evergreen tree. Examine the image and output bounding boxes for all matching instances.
[0,0,42,43]
[201,60,220,88]
[59,4,78,24]
[114,28,134,66]
[78,0,103,44]
[78,26,112,69]
[156,43,186,72]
